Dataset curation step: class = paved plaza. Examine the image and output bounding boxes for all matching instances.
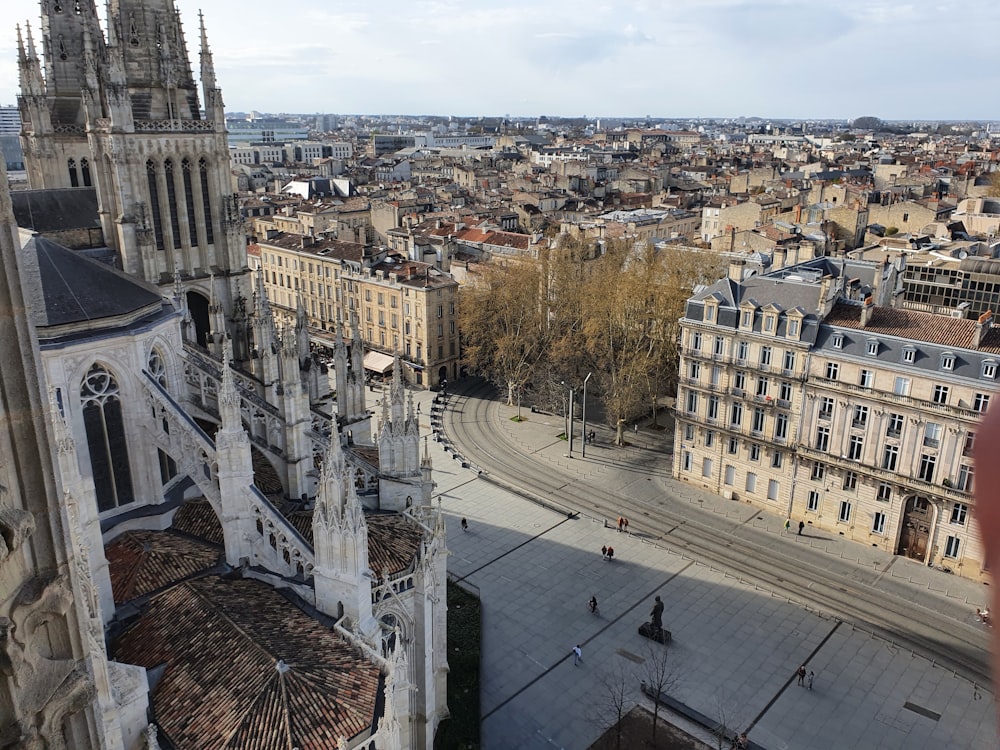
[415,387,998,749]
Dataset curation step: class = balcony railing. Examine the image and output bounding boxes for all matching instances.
[813,377,983,420]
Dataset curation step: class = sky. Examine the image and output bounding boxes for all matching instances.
[1,0,997,121]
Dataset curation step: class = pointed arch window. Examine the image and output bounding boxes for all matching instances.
[147,348,167,387]
[81,364,135,511]
[199,158,215,244]
[182,158,198,245]
[146,159,164,251]
[164,159,181,248]
[80,157,91,187]
[68,158,79,187]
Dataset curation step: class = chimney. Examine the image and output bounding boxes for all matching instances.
[773,246,787,271]
[976,310,994,347]
[728,258,746,283]
[300,235,313,248]
[860,295,875,327]
[794,204,802,223]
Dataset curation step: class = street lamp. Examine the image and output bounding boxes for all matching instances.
[581,372,593,458]
[562,381,575,458]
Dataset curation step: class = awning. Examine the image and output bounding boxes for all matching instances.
[363,351,395,374]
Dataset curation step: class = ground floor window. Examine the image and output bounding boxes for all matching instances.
[944,535,961,559]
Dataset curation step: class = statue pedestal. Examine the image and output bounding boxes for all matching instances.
[638,622,671,644]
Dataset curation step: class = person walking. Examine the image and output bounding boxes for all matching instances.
[784,518,791,534]
[573,644,583,666]
[460,517,468,532]
[623,518,629,533]
[588,596,599,615]
[617,516,624,532]
[606,546,614,561]
[808,671,814,690]
[797,520,804,536]
[601,545,608,560]
[796,664,806,686]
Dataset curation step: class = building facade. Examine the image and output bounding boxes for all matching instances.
[255,233,460,387]
[674,257,996,581]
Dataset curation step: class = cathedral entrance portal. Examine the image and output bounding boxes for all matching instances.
[897,495,933,562]
[187,291,210,347]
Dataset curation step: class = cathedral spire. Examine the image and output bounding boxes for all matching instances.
[219,349,241,432]
[17,23,44,97]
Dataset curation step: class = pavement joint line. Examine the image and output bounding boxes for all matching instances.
[450,515,574,584]
[481,561,697,722]
[745,620,844,734]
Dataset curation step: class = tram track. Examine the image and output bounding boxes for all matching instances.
[442,382,993,689]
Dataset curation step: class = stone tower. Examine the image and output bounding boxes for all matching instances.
[17,0,249,350]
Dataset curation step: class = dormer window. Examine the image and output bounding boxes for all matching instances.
[705,302,716,322]
[983,361,997,379]
[787,319,799,337]
[902,346,916,364]
[941,353,955,371]
[764,314,776,333]
[831,333,844,349]
[866,340,879,357]
[740,307,755,330]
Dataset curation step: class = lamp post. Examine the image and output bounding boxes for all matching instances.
[567,386,576,458]
[581,372,593,458]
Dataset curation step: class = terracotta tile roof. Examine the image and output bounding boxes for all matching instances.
[367,512,425,577]
[282,506,423,577]
[106,530,220,605]
[824,303,982,348]
[253,449,285,496]
[171,498,224,545]
[114,576,381,749]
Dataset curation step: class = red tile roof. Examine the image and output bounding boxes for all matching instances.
[114,576,381,749]
[106,530,220,604]
[825,303,985,349]
[171,498,224,545]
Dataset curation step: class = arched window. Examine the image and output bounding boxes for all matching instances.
[68,158,78,187]
[164,158,181,248]
[81,364,135,511]
[182,158,198,245]
[146,159,164,251]
[199,157,214,244]
[147,348,167,387]
[80,157,91,187]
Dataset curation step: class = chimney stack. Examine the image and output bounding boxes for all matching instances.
[728,258,746,283]
[976,310,994,347]
[860,295,875,327]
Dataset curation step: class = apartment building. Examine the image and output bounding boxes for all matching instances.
[674,257,997,581]
[255,232,460,386]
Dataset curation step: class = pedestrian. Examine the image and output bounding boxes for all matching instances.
[617,516,624,532]
[784,518,791,534]
[808,670,814,690]
[417,403,421,413]
[588,596,599,615]
[606,546,614,561]
[461,517,468,532]
[798,520,804,536]
[634,423,639,434]
[573,644,583,666]
[796,664,806,686]
[601,545,608,560]
[623,518,629,533]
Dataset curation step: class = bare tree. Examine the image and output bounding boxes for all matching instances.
[593,662,633,750]
[458,259,546,406]
[639,643,683,747]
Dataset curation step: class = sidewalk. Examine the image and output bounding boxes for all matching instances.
[413,385,997,750]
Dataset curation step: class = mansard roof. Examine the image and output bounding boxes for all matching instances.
[113,575,381,749]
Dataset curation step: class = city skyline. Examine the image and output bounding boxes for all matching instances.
[0,0,998,122]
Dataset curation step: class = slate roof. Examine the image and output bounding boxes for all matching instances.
[113,575,381,749]
[11,188,100,231]
[106,530,221,605]
[26,235,164,329]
